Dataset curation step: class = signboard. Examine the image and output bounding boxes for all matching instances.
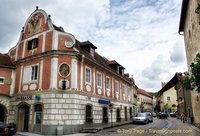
[16,96,32,101]
[99,99,109,104]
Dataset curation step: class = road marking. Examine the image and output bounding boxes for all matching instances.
[151,120,172,136]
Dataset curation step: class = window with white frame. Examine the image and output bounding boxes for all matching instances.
[128,87,131,97]
[0,77,4,84]
[115,81,119,94]
[31,65,38,81]
[90,48,95,57]
[97,72,102,88]
[23,64,39,83]
[85,67,91,84]
[122,85,126,96]
[167,96,171,101]
[106,77,110,90]
[28,38,38,50]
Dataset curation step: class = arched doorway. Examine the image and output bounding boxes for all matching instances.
[34,104,42,133]
[125,107,127,121]
[116,108,121,122]
[130,107,132,119]
[17,104,30,131]
[85,105,92,123]
[0,104,7,123]
[103,107,108,123]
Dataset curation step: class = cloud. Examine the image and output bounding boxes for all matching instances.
[0,0,187,92]
[170,41,186,63]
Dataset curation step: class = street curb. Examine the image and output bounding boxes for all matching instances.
[102,121,132,130]
[191,125,200,133]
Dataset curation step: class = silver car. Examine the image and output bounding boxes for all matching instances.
[133,113,149,124]
[144,112,153,122]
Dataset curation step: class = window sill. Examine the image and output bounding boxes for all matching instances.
[97,86,102,89]
[106,89,111,92]
[85,82,92,85]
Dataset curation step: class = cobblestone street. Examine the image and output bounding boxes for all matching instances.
[76,118,200,136]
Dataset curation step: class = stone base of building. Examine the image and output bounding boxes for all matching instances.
[8,90,136,135]
[41,125,83,135]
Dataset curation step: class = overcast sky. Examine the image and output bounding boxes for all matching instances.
[0,0,187,92]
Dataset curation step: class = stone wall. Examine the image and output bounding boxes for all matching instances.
[183,0,200,128]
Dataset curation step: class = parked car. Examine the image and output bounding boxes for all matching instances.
[152,112,157,117]
[144,112,153,122]
[170,111,178,117]
[0,122,16,136]
[169,112,177,117]
[133,113,149,124]
[157,112,168,119]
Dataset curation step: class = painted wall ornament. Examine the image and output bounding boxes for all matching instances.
[65,40,73,48]
[59,63,70,77]
[27,14,42,37]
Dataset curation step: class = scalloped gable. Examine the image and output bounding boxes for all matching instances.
[23,8,54,39]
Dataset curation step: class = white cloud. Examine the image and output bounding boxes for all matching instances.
[0,0,187,92]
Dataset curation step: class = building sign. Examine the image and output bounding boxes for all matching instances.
[16,96,32,101]
[99,99,109,104]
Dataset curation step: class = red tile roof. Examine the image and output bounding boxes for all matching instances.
[137,88,152,98]
[107,60,119,65]
[0,53,15,69]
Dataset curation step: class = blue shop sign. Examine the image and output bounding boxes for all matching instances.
[99,99,109,104]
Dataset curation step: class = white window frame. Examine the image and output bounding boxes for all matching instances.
[90,48,95,57]
[167,96,171,101]
[23,64,39,83]
[128,87,131,97]
[115,81,119,94]
[85,67,92,85]
[106,76,111,91]
[97,72,102,88]
[31,65,38,81]
[122,85,126,96]
[0,77,5,84]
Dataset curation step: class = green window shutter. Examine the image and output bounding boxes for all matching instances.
[4,78,12,85]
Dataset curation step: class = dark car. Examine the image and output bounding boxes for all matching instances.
[0,122,16,136]
[157,112,168,119]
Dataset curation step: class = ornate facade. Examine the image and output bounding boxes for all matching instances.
[0,8,137,135]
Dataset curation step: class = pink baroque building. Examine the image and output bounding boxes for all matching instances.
[2,7,136,135]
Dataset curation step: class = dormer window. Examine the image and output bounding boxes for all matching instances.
[28,38,38,50]
[90,48,95,57]
[79,41,97,57]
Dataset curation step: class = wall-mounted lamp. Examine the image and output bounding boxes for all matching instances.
[190,62,194,71]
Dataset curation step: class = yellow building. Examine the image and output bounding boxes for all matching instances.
[136,89,153,113]
[158,74,178,114]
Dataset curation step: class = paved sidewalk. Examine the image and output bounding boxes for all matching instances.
[173,117,200,133]
[14,120,132,136]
